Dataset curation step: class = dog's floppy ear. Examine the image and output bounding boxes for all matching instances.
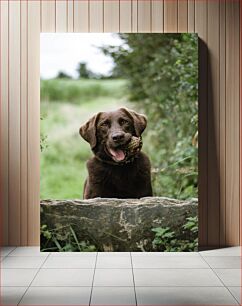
[121,107,147,136]
[79,113,101,149]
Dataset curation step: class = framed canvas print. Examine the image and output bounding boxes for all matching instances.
[40,33,198,252]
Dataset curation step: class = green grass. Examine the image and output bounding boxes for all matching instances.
[40,79,128,199]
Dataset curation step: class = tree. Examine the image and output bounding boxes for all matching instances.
[76,62,93,79]
[56,71,72,79]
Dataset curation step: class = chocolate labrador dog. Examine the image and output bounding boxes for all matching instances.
[79,107,153,199]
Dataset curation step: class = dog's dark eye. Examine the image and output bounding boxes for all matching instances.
[119,119,129,125]
[100,120,110,127]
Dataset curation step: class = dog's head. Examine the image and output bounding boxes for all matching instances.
[79,108,147,163]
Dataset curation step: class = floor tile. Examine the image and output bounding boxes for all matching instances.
[31,268,94,286]
[134,268,223,287]
[1,256,46,269]
[131,252,199,257]
[42,256,95,268]
[0,247,16,257]
[203,256,241,268]
[136,287,238,305]
[1,269,38,286]
[214,269,241,286]
[19,286,91,305]
[228,287,241,304]
[0,287,27,305]
[93,269,134,286]
[91,287,136,305]
[200,247,240,257]
[98,252,130,257]
[96,256,132,268]
[132,256,209,269]
[9,247,49,257]
[49,252,97,257]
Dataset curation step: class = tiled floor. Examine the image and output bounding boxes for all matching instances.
[0,246,241,305]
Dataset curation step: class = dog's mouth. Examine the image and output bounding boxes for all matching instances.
[105,137,142,163]
[108,147,126,162]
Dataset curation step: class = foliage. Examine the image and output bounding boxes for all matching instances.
[40,117,48,152]
[102,33,198,199]
[40,224,96,252]
[40,134,47,152]
[56,71,72,79]
[41,78,126,104]
[152,216,198,252]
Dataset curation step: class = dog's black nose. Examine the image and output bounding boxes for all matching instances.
[112,132,125,142]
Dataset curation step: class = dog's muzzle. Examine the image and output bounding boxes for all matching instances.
[105,136,143,165]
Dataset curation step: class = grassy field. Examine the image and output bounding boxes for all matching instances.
[40,79,128,199]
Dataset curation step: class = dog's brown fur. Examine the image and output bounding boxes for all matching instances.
[79,108,153,199]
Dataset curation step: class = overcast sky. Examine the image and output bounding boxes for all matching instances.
[40,33,124,79]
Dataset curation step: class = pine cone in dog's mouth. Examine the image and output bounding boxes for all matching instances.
[125,136,143,158]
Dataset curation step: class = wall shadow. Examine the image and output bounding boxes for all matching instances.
[198,38,221,250]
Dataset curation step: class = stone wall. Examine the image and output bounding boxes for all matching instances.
[41,197,198,251]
